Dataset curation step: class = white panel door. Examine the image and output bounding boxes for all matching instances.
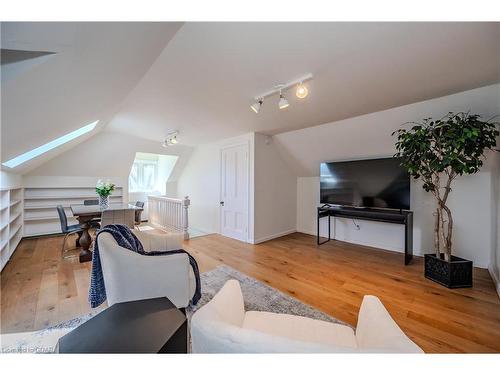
[220,143,248,242]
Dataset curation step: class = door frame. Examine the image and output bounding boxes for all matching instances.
[219,140,251,243]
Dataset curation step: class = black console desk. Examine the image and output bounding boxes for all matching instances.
[317,206,414,265]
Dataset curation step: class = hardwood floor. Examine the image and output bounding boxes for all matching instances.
[2,232,500,353]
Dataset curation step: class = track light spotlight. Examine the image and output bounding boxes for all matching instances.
[250,74,312,113]
[162,131,179,147]
[250,98,263,113]
[278,91,289,110]
[296,82,308,99]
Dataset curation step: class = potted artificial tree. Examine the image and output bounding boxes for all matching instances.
[393,112,498,288]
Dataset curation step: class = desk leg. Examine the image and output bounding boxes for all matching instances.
[78,219,92,263]
[317,212,320,245]
[317,214,332,246]
[404,214,413,265]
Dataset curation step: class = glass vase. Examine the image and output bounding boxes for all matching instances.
[99,195,109,209]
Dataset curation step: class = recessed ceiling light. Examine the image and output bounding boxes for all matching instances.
[296,83,308,99]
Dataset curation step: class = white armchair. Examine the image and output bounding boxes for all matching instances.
[190,280,423,353]
[97,230,196,308]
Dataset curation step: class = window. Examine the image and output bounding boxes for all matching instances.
[128,152,179,194]
[2,120,98,169]
[129,159,158,192]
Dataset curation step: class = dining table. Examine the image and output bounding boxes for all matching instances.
[70,203,143,263]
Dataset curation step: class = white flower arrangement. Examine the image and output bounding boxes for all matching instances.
[95,179,115,197]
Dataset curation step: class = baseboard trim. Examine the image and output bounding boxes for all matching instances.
[296,231,494,268]
[252,229,297,244]
[488,265,500,300]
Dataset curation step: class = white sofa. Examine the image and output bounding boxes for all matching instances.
[191,280,423,353]
[97,230,196,308]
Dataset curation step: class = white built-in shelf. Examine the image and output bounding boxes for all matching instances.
[24,194,123,200]
[1,187,24,271]
[26,186,107,189]
[9,212,22,224]
[24,215,76,222]
[23,186,123,237]
[9,224,22,240]
[25,204,76,210]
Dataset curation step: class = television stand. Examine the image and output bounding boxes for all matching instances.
[317,206,414,265]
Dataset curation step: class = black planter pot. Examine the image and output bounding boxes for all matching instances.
[424,254,472,288]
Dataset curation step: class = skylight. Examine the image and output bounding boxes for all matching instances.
[2,120,99,169]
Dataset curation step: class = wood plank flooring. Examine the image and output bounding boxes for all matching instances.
[1,232,500,353]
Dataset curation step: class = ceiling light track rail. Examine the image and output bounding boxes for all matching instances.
[253,73,313,101]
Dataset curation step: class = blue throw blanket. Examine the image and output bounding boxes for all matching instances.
[89,224,201,308]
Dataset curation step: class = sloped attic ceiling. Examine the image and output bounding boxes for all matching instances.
[2,22,499,178]
[27,130,193,185]
[108,22,500,146]
[1,22,182,174]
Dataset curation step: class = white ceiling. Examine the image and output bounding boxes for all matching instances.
[1,22,182,173]
[1,22,499,174]
[108,22,500,145]
[273,84,500,177]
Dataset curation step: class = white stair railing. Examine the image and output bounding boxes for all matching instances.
[148,196,190,239]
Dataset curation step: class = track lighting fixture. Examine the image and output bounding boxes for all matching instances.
[250,98,263,113]
[162,131,179,147]
[295,82,308,99]
[278,90,289,110]
[250,73,312,113]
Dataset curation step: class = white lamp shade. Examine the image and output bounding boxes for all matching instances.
[279,96,289,109]
[250,99,263,113]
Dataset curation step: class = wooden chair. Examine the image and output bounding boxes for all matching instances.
[56,205,84,259]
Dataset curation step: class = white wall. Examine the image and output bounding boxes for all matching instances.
[25,130,193,204]
[0,171,22,189]
[1,23,182,175]
[489,150,500,295]
[177,133,255,240]
[278,84,500,268]
[297,162,495,268]
[253,133,297,243]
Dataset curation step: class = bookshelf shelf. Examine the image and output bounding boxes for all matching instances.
[23,186,123,237]
[1,187,24,271]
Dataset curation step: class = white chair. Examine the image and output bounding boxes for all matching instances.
[96,230,196,308]
[190,280,424,353]
[100,208,135,228]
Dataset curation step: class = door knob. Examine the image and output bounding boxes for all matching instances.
[220,201,224,206]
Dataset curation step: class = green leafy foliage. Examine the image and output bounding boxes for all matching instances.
[392,112,498,257]
[393,112,499,191]
[95,179,115,197]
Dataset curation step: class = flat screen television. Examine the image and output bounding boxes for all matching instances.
[320,157,410,210]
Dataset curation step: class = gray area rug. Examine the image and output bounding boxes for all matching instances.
[189,265,344,324]
[1,265,345,353]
